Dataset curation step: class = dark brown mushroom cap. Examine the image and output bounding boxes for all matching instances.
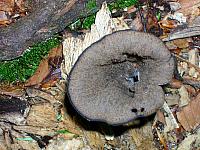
[68,30,174,125]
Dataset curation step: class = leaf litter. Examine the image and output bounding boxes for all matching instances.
[0,0,200,149]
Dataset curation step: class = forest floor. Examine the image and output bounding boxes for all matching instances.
[0,0,200,149]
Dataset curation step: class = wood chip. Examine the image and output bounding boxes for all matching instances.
[178,85,190,107]
[26,103,57,128]
[13,125,55,137]
[177,133,200,150]
[162,102,179,132]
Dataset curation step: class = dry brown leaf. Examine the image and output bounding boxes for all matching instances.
[25,58,49,86]
[169,78,183,89]
[0,0,15,12]
[178,0,200,23]
[40,77,59,89]
[173,39,189,49]
[13,125,54,136]
[156,110,166,125]
[25,45,62,86]
[0,84,25,97]
[177,93,200,131]
[48,45,62,58]
[159,19,178,30]
[130,12,143,31]
[127,5,137,14]
[15,0,26,13]
[184,84,197,97]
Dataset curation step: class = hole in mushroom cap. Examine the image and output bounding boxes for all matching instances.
[128,87,135,93]
[141,107,145,112]
[131,108,138,113]
[127,68,140,83]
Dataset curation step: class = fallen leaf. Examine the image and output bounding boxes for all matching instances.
[25,45,62,86]
[0,84,25,97]
[159,19,178,30]
[48,45,62,58]
[178,85,190,107]
[15,0,26,13]
[169,78,183,89]
[177,93,200,131]
[156,110,166,125]
[178,0,200,23]
[173,39,189,49]
[40,77,59,89]
[0,0,15,12]
[25,58,49,86]
[184,84,197,97]
[127,5,137,14]
[130,12,143,31]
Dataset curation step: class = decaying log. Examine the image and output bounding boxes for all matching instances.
[0,0,115,60]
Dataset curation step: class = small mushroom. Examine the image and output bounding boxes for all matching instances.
[67,30,174,125]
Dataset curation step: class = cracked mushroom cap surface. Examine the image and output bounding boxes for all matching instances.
[68,30,174,125]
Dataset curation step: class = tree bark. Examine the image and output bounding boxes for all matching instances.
[0,0,115,60]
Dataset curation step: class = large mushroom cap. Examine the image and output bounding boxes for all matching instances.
[68,30,174,125]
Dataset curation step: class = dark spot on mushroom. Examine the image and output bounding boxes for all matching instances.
[131,108,138,113]
[141,107,145,112]
[68,30,174,125]
[128,87,135,93]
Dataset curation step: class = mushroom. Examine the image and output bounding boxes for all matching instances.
[67,30,174,125]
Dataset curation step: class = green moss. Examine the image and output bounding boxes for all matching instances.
[0,37,60,82]
[69,0,139,30]
[69,19,82,30]
[86,0,97,11]
[82,14,96,29]
[108,0,138,11]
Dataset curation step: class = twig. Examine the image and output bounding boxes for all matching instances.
[173,54,200,73]
[137,5,147,32]
[162,26,200,41]
[183,77,200,89]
